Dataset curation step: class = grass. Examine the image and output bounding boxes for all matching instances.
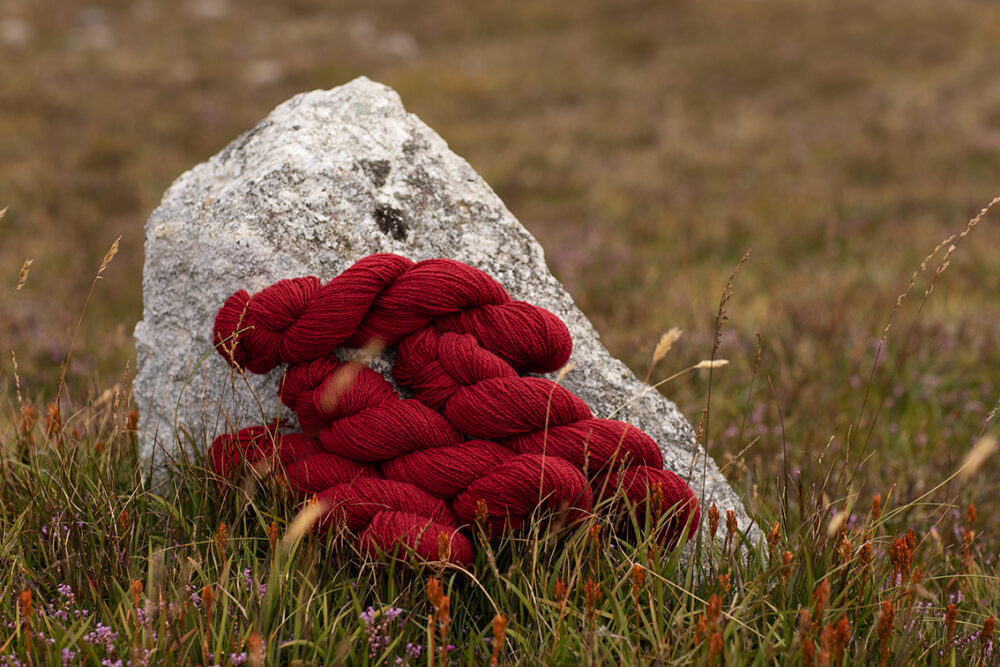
[3,0,1000,663]
[1,199,998,665]
[0,356,997,665]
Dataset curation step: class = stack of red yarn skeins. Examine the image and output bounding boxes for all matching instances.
[210,254,699,565]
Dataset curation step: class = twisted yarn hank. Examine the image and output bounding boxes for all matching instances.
[211,425,474,565]
[211,253,699,564]
[393,329,700,542]
[279,354,593,534]
[214,254,571,375]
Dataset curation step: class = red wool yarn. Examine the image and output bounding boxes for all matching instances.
[209,425,474,563]
[358,512,474,565]
[278,354,594,532]
[213,254,572,375]
[210,253,699,565]
[393,328,700,539]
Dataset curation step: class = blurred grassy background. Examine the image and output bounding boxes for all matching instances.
[3,0,1000,525]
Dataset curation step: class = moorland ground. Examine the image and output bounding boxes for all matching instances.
[2,0,1000,664]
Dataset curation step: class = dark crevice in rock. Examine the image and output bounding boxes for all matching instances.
[373,203,408,240]
[360,158,391,187]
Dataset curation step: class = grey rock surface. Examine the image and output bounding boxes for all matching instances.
[134,76,754,538]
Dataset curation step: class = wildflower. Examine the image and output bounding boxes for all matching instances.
[858,541,873,567]
[832,615,850,663]
[17,590,32,643]
[588,522,602,550]
[818,622,836,663]
[767,521,782,554]
[553,578,568,607]
[837,537,852,565]
[427,577,450,664]
[427,577,443,608]
[877,601,895,667]
[267,521,279,548]
[201,585,214,617]
[83,623,119,655]
[437,596,451,665]
[717,573,731,594]
[725,510,738,551]
[944,603,958,649]
[404,642,422,660]
[583,578,601,625]
[17,590,32,623]
[631,563,646,604]
[475,499,491,540]
[20,403,38,435]
[437,532,451,561]
[910,566,923,590]
[650,482,664,524]
[707,594,721,625]
[695,615,709,643]
[981,615,995,663]
[967,501,977,528]
[490,614,507,666]
[797,609,812,640]
[870,494,882,522]
[707,503,719,540]
[360,606,404,657]
[781,550,794,588]
[707,631,723,666]
[812,580,829,619]
[129,580,143,607]
[215,521,227,560]
[247,631,264,667]
[890,530,914,582]
[697,593,723,646]
[187,584,202,607]
[802,638,816,667]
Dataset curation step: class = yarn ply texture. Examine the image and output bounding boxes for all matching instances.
[211,254,699,565]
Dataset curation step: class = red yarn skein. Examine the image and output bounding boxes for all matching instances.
[394,329,700,544]
[209,423,280,481]
[207,425,474,566]
[213,254,572,376]
[210,253,700,558]
[279,354,594,533]
[208,425,379,494]
[394,330,663,473]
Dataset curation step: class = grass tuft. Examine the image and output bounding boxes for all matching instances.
[2,202,999,663]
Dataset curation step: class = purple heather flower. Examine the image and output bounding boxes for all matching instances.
[83,622,118,655]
